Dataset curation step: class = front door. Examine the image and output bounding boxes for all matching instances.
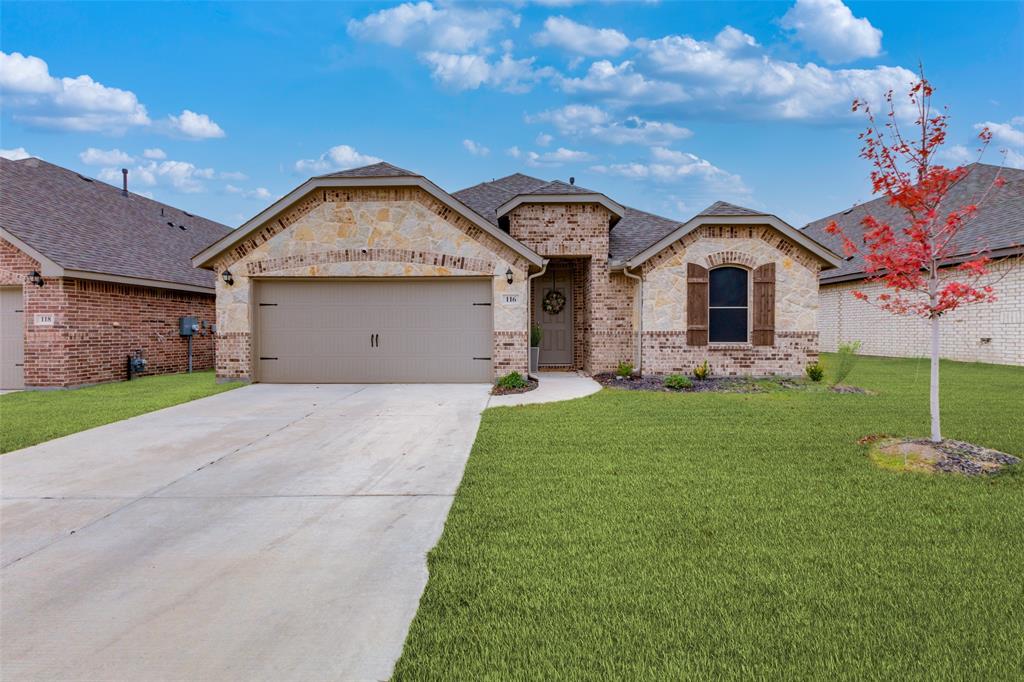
[533,269,573,366]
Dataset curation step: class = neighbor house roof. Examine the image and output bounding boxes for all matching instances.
[802,163,1024,284]
[194,161,545,269]
[0,157,231,292]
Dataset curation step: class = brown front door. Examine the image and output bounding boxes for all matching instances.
[533,270,573,366]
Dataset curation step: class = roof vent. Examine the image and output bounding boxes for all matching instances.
[569,176,575,185]
[77,174,94,183]
[183,211,194,217]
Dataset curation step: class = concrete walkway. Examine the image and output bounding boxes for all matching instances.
[488,371,602,407]
[1,383,490,681]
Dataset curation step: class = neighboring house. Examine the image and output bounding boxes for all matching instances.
[194,162,841,384]
[803,163,1024,367]
[0,157,232,389]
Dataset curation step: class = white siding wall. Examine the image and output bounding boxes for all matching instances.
[819,257,1023,366]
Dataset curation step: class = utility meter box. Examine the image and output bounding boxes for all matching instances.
[179,316,199,336]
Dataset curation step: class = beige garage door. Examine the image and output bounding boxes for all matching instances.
[1,287,25,390]
[256,279,493,383]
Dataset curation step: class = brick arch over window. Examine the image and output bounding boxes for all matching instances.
[705,250,758,269]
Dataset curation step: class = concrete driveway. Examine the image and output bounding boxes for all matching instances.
[1,383,490,681]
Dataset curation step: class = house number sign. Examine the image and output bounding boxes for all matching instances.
[502,294,520,304]
[34,313,55,326]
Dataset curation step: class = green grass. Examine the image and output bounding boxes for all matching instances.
[0,371,243,453]
[395,355,1024,680]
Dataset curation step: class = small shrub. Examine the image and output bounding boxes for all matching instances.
[805,361,825,382]
[530,324,543,348]
[693,360,711,381]
[616,361,634,378]
[831,340,862,386]
[495,371,528,389]
[664,374,693,390]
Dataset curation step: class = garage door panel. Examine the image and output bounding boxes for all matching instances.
[256,279,493,383]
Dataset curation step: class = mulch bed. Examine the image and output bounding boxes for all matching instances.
[491,377,539,396]
[866,435,1020,475]
[593,374,769,393]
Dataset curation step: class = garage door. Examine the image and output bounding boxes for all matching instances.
[1,287,25,390]
[255,279,493,383]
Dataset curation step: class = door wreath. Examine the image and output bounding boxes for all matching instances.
[542,289,566,315]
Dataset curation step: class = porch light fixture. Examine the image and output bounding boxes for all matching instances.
[221,270,234,286]
[28,270,44,287]
[505,267,514,285]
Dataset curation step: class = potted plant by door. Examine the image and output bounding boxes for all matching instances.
[530,324,542,374]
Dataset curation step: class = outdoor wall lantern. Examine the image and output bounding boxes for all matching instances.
[221,270,234,286]
[505,267,514,285]
[28,270,44,287]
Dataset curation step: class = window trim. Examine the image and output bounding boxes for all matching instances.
[708,265,752,345]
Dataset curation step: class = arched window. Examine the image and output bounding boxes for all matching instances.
[709,266,748,343]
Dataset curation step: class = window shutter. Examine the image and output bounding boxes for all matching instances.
[686,262,709,346]
[752,263,775,346]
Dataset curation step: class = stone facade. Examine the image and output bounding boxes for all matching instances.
[511,203,635,374]
[819,257,1023,366]
[1,238,215,388]
[638,225,823,377]
[212,186,532,381]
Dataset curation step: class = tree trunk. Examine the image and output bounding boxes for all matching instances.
[930,315,941,443]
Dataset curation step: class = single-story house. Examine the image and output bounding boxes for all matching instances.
[194,162,841,384]
[0,157,232,389]
[803,163,1023,367]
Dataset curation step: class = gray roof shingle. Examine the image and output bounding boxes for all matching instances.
[697,201,764,217]
[316,162,417,178]
[1,157,232,289]
[802,163,1024,282]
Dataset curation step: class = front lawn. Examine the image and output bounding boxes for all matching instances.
[0,371,243,453]
[395,355,1024,679]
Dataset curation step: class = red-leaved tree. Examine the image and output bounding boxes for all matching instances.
[826,68,1008,443]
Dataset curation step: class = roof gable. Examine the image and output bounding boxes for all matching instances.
[0,157,231,290]
[193,163,544,269]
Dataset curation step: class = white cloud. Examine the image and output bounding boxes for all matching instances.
[519,146,594,167]
[506,146,523,158]
[421,51,550,92]
[99,158,217,194]
[167,109,226,139]
[0,50,150,133]
[936,144,975,167]
[714,26,760,52]
[143,148,167,159]
[294,144,382,174]
[780,0,882,63]
[79,147,133,166]
[462,139,490,156]
[533,16,630,57]
[975,119,1024,148]
[1003,148,1024,170]
[530,104,692,145]
[0,147,33,161]
[558,60,687,105]
[591,146,748,197]
[225,184,273,200]
[536,132,553,146]
[347,2,518,53]
[218,170,248,181]
[634,32,914,120]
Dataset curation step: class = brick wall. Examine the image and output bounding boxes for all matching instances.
[819,257,1023,366]
[4,235,216,388]
[510,203,635,373]
[642,331,819,376]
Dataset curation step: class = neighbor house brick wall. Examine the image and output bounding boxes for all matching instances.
[819,257,1023,366]
[24,278,215,388]
[511,203,635,373]
[213,186,531,381]
[638,224,823,377]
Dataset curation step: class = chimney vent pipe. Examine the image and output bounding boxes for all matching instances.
[121,168,128,196]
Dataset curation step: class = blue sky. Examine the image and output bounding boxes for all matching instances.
[2,1,1022,228]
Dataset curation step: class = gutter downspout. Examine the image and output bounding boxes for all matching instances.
[526,259,549,380]
[622,264,643,376]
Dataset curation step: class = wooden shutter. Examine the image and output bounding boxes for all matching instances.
[686,263,709,346]
[752,263,775,346]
